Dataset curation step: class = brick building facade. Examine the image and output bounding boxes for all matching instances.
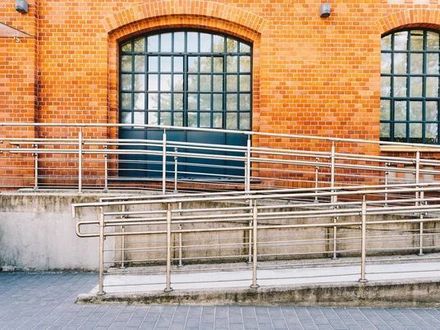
[1,0,440,187]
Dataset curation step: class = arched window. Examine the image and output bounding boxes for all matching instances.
[381,29,440,143]
[119,30,252,130]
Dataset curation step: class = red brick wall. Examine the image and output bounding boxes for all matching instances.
[1,0,440,188]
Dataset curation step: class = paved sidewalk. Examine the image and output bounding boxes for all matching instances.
[2,272,440,329]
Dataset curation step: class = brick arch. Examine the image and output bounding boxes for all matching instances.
[378,9,440,36]
[101,0,265,35]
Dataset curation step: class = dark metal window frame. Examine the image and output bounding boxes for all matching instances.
[380,29,440,144]
[119,29,253,131]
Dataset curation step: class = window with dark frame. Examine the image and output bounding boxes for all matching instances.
[119,30,252,131]
[380,29,440,144]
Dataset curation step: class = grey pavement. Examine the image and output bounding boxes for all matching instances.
[2,272,440,329]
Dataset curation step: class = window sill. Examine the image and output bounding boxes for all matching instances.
[380,145,440,152]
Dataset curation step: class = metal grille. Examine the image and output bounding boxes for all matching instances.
[381,29,440,144]
[119,30,252,130]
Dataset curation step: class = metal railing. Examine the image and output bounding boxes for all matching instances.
[73,183,440,295]
[1,122,440,193]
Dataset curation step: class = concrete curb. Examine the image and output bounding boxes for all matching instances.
[76,279,440,307]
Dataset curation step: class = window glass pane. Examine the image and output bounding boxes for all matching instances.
[394,31,408,51]
[134,56,145,72]
[200,33,212,52]
[380,123,390,139]
[147,35,159,52]
[161,112,172,125]
[213,57,223,73]
[187,32,198,52]
[121,55,132,72]
[174,112,183,126]
[410,30,424,51]
[174,93,183,110]
[174,32,185,52]
[148,112,158,125]
[121,74,132,91]
[188,112,197,127]
[227,56,238,72]
[226,113,238,129]
[409,101,422,121]
[380,100,390,120]
[240,56,251,72]
[200,113,211,127]
[381,35,391,51]
[227,75,237,92]
[121,112,132,124]
[134,93,145,110]
[394,123,407,140]
[134,37,145,52]
[134,74,145,91]
[188,57,199,72]
[161,57,172,72]
[426,101,438,121]
[188,94,197,110]
[426,123,438,143]
[240,113,250,130]
[200,75,211,92]
[381,76,391,97]
[227,94,237,111]
[410,123,422,139]
[160,33,172,52]
[121,93,132,110]
[426,77,439,97]
[410,53,423,74]
[148,74,158,91]
[148,93,158,110]
[188,75,198,92]
[133,112,144,124]
[226,38,238,52]
[200,94,211,111]
[213,75,223,92]
[394,77,407,97]
[121,42,132,53]
[160,74,172,91]
[174,57,183,72]
[240,42,251,53]
[240,75,251,92]
[213,35,224,52]
[200,57,212,73]
[160,93,172,110]
[213,94,223,111]
[148,56,158,71]
[240,94,251,111]
[381,53,391,74]
[427,53,439,75]
[174,74,184,91]
[213,113,222,128]
[394,101,407,121]
[394,53,407,74]
[427,31,439,50]
[410,77,423,97]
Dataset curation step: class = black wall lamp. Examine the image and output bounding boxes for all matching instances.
[16,0,29,14]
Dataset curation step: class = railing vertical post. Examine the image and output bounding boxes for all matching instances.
[78,128,83,193]
[415,150,420,204]
[359,196,368,283]
[120,204,126,269]
[33,144,38,190]
[162,129,167,195]
[330,141,338,259]
[104,145,108,192]
[384,162,389,206]
[419,191,424,256]
[250,201,259,289]
[98,207,105,295]
[164,203,173,292]
[245,135,251,192]
[174,147,178,194]
[178,202,183,267]
[332,211,338,260]
[314,157,319,203]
